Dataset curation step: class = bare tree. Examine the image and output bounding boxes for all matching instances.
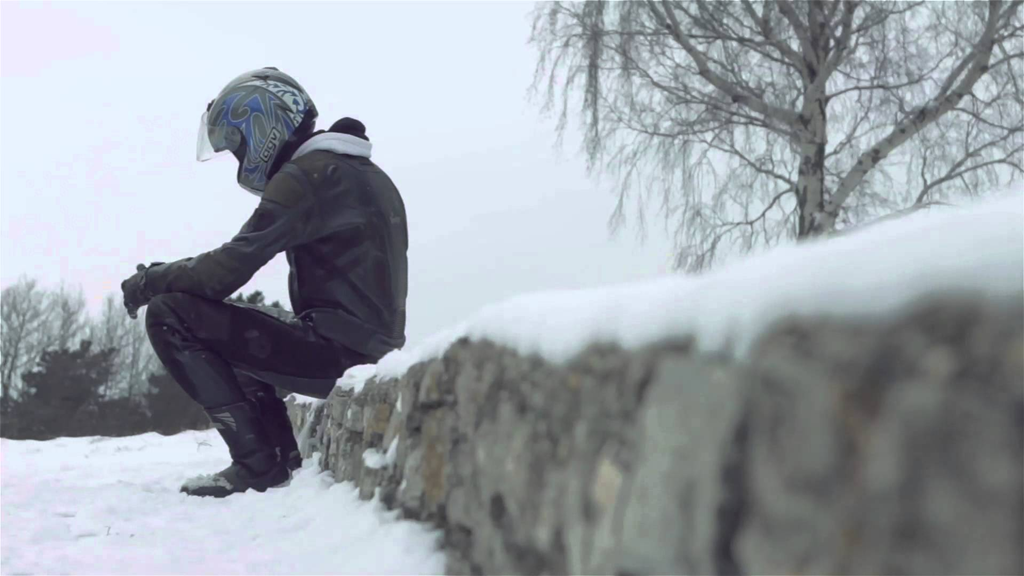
[1,278,53,400]
[46,283,88,352]
[532,0,1023,269]
[121,308,155,400]
[90,295,155,399]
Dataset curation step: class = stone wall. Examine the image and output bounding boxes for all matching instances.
[287,296,1023,575]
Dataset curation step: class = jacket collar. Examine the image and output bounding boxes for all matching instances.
[293,132,373,160]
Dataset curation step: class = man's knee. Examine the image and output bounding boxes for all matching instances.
[146,293,200,336]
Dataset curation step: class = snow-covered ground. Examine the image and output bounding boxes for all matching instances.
[0,431,444,575]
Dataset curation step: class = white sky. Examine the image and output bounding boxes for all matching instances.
[0,1,675,347]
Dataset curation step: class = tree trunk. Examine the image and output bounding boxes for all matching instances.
[796,97,830,237]
[1,338,21,399]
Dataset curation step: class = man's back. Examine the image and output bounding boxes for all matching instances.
[284,149,408,358]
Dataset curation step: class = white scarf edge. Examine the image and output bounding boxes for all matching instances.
[293,132,373,160]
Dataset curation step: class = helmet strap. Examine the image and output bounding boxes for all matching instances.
[267,108,318,181]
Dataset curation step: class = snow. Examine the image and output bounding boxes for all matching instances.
[295,405,321,468]
[180,472,233,491]
[361,438,399,471]
[385,437,398,466]
[362,448,388,470]
[335,364,378,394]
[0,432,445,575]
[371,191,1023,380]
[286,393,323,406]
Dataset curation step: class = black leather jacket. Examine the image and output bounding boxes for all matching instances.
[145,146,408,359]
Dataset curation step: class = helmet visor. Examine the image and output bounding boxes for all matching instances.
[196,111,241,162]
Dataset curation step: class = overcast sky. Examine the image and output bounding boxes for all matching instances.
[1,1,675,346]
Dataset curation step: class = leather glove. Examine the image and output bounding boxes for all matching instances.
[121,263,155,319]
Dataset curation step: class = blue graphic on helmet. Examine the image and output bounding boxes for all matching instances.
[204,70,316,195]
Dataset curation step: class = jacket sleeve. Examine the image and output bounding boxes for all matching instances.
[144,164,316,301]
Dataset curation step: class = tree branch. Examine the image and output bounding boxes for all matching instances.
[776,0,816,63]
[826,0,1014,216]
[739,0,805,70]
[917,144,1024,204]
[647,0,801,127]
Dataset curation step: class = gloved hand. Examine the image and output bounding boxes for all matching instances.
[121,263,155,319]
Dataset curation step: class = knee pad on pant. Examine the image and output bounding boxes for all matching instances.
[146,293,191,339]
[144,293,244,408]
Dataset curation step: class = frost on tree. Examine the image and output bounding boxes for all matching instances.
[531,0,1023,269]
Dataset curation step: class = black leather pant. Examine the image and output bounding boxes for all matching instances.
[145,293,372,409]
